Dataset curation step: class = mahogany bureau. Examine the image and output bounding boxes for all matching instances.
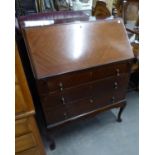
[20,18,134,130]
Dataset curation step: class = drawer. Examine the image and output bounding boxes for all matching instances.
[67,98,98,118]
[37,70,91,94]
[111,74,129,103]
[16,147,40,155]
[44,106,67,126]
[41,83,92,108]
[92,74,129,97]
[92,93,113,108]
[92,62,130,81]
[92,78,114,97]
[15,119,30,137]
[62,84,92,103]
[40,92,62,108]
[15,133,37,153]
[92,93,123,109]
[92,74,129,105]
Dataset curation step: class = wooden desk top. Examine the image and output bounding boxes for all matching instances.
[23,18,134,79]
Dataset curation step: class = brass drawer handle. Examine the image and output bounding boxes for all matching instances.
[64,112,67,119]
[112,96,115,103]
[116,69,120,76]
[59,82,64,91]
[114,82,118,89]
[61,97,65,105]
[89,99,94,103]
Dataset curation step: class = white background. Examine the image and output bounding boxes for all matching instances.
[0,0,155,154]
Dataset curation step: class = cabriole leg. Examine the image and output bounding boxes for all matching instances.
[117,102,127,122]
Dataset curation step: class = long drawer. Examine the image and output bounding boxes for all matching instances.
[37,61,130,94]
[40,74,129,109]
[40,83,92,108]
[37,69,91,94]
[44,98,98,126]
[43,91,126,127]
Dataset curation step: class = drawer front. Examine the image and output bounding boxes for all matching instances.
[15,133,37,153]
[67,98,98,118]
[43,98,98,126]
[110,74,129,103]
[41,83,92,108]
[44,106,67,125]
[16,147,40,155]
[92,78,114,97]
[92,74,129,98]
[62,84,92,103]
[37,70,91,94]
[92,62,130,81]
[93,93,113,108]
[40,92,62,108]
[15,119,30,137]
[37,62,129,95]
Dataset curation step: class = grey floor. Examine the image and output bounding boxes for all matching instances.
[46,91,139,155]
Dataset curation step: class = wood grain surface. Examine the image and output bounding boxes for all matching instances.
[23,19,134,79]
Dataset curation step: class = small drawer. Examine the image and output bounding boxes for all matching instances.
[15,133,37,153]
[44,106,67,126]
[37,70,91,94]
[16,147,40,155]
[15,118,30,137]
[92,62,129,81]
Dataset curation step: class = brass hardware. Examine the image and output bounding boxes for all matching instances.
[64,112,67,119]
[59,82,64,91]
[90,99,93,103]
[112,96,115,103]
[116,69,120,76]
[59,82,63,87]
[114,82,118,89]
[61,97,65,104]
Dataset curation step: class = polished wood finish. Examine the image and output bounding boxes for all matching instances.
[16,147,40,155]
[15,46,34,115]
[15,43,45,154]
[40,72,130,127]
[23,19,133,79]
[15,118,31,137]
[16,133,37,152]
[20,18,134,148]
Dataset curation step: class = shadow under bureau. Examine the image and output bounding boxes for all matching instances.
[19,17,134,148]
